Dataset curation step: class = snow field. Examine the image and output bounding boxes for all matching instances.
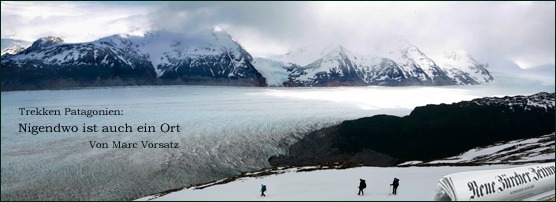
[146,164,551,201]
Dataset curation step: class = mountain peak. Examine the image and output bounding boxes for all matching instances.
[40,36,64,44]
[372,38,417,59]
[273,43,344,66]
[125,27,147,37]
[211,26,232,40]
[443,49,471,62]
[324,45,355,58]
[432,49,493,84]
[333,45,346,52]
[25,36,64,53]
[213,25,224,32]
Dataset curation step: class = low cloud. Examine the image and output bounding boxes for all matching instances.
[2,1,554,70]
[1,1,157,42]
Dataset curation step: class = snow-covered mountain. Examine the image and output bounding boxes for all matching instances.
[126,27,265,84]
[1,27,267,90]
[432,49,494,84]
[284,46,368,87]
[258,42,493,87]
[1,35,158,90]
[377,41,455,86]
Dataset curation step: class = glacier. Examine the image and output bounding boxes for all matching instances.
[1,73,553,200]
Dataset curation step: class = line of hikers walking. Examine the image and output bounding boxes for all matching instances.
[260,177,399,197]
[358,177,399,196]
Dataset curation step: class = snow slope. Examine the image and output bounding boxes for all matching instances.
[138,163,554,201]
[138,127,555,201]
[400,133,555,166]
[139,132,555,201]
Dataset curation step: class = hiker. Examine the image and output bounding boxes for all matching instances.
[358,179,366,195]
[260,184,266,197]
[390,178,399,195]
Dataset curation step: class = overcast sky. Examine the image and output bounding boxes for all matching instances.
[1,1,554,69]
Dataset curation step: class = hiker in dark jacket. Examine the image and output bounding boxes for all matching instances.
[358,179,366,195]
[260,184,266,197]
[390,178,399,195]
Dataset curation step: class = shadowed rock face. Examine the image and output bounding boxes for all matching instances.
[268,124,399,167]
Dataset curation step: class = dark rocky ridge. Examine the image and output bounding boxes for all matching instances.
[269,92,555,166]
[23,36,64,53]
[268,125,398,167]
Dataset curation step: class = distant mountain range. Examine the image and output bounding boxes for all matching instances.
[260,42,492,87]
[1,28,496,90]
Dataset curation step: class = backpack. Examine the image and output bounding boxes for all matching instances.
[393,178,399,186]
[262,185,267,192]
[361,180,367,188]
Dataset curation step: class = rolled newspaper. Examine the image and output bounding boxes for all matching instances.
[434,163,555,201]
